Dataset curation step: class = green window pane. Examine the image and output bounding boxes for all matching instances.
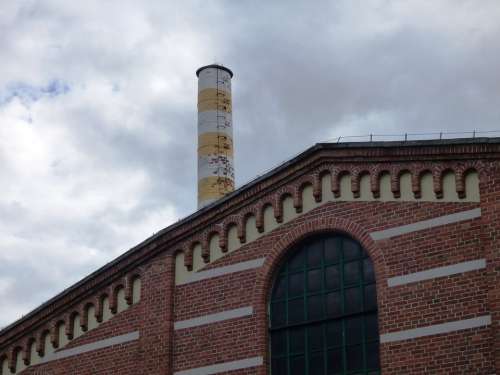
[272,358,287,375]
[327,349,343,374]
[344,261,361,285]
[271,331,287,356]
[290,327,305,354]
[326,291,341,317]
[307,294,324,320]
[345,316,363,345]
[308,240,323,267]
[271,302,286,327]
[307,324,324,352]
[309,352,325,375]
[308,269,322,292]
[346,345,363,372]
[365,314,379,341]
[273,276,287,299]
[363,258,375,284]
[289,250,305,271]
[289,273,304,297]
[288,298,305,324]
[325,265,340,290]
[343,238,360,260]
[290,356,305,375]
[366,342,380,369]
[324,237,341,263]
[344,287,362,314]
[364,284,377,311]
[326,321,342,347]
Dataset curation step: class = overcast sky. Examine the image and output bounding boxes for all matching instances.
[1,0,500,328]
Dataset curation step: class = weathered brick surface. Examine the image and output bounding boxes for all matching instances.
[1,141,499,374]
[380,327,494,374]
[23,342,140,375]
[174,317,260,372]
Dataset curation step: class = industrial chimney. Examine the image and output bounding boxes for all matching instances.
[196,64,235,208]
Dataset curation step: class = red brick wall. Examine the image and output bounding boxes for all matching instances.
[21,199,497,374]
[21,253,175,375]
[3,147,498,374]
[173,200,495,374]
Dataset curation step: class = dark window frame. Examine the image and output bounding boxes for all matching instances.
[269,233,380,375]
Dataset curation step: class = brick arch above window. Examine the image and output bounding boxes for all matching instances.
[251,215,386,375]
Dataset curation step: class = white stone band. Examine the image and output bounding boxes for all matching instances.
[198,68,231,92]
[174,306,253,330]
[198,111,232,135]
[370,208,481,240]
[40,331,139,364]
[387,259,486,287]
[178,258,265,285]
[174,356,263,375]
[198,155,235,180]
[380,315,491,343]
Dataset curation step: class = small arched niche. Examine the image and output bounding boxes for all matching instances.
[339,173,354,200]
[57,321,69,349]
[101,295,113,322]
[378,172,392,201]
[301,183,319,210]
[116,287,128,313]
[14,347,25,373]
[245,215,260,243]
[192,243,204,272]
[420,171,435,200]
[263,204,278,232]
[359,173,373,200]
[442,170,459,201]
[132,277,142,304]
[399,171,414,201]
[29,339,40,366]
[227,224,240,252]
[87,304,99,330]
[282,195,298,222]
[209,234,223,263]
[321,172,335,202]
[1,356,9,375]
[464,169,480,202]
[72,313,84,339]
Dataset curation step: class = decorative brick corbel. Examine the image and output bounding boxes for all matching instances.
[390,171,400,199]
[109,286,119,314]
[50,321,60,349]
[351,171,361,198]
[433,169,444,199]
[65,313,74,340]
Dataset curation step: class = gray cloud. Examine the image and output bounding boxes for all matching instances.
[1,0,500,327]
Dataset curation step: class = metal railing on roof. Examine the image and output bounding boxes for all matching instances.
[329,130,500,143]
[237,130,500,188]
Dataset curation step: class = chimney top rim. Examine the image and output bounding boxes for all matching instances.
[196,64,233,78]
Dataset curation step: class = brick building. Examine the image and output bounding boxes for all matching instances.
[1,66,500,374]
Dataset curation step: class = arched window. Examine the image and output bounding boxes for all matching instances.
[269,234,380,375]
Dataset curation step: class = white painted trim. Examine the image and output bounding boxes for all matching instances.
[39,331,139,364]
[388,259,486,287]
[174,356,263,375]
[178,258,265,285]
[174,307,253,330]
[370,208,481,240]
[380,315,491,343]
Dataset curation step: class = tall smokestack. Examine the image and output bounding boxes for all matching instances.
[196,64,235,208]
